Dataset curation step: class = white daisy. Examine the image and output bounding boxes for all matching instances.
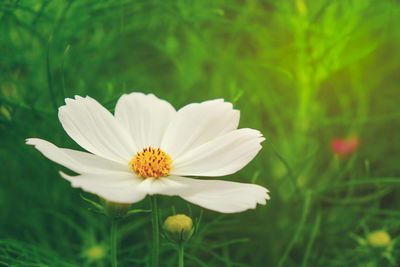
[26,93,270,213]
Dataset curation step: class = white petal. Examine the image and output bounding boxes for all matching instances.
[60,171,146,203]
[170,128,264,177]
[161,99,240,159]
[170,176,270,213]
[26,138,130,175]
[114,93,176,149]
[58,96,136,163]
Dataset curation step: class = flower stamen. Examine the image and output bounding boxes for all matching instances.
[129,146,172,178]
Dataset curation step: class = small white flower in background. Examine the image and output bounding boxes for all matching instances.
[26,93,270,213]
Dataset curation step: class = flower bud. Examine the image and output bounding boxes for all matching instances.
[84,245,105,261]
[330,137,360,157]
[367,230,391,248]
[164,214,193,243]
[103,200,131,219]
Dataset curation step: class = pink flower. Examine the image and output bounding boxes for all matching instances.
[330,137,360,157]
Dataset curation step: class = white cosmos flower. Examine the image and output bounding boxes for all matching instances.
[26,93,270,213]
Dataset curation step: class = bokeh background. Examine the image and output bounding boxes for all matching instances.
[1,0,400,266]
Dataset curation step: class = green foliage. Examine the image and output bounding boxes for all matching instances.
[1,0,400,266]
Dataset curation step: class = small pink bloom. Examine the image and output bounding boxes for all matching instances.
[330,137,360,157]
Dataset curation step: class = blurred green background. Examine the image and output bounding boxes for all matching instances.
[1,0,400,266]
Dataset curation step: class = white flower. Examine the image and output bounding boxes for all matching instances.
[26,93,270,213]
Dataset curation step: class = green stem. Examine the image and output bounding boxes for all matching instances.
[111,219,118,267]
[178,244,184,267]
[150,196,159,267]
[278,191,311,267]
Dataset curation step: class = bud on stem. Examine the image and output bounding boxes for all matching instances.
[102,199,131,219]
[164,214,193,244]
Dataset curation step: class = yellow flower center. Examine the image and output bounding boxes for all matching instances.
[129,146,172,178]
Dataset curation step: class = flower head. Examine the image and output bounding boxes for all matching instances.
[367,230,391,248]
[26,93,269,213]
[164,214,193,242]
[330,136,360,157]
[84,245,106,261]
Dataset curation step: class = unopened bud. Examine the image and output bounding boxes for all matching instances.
[103,200,131,219]
[164,214,193,243]
[84,245,105,261]
[367,230,391,248]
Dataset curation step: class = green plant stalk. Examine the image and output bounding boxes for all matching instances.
[278,191,311,267]
[178,244,184,267]
[291,6,316,157]
[301,210,321,267]
[294,19,312,136]
[150,196,159,267]
[111,220,118,267]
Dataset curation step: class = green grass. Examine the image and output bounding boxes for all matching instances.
[1,0,400,266]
